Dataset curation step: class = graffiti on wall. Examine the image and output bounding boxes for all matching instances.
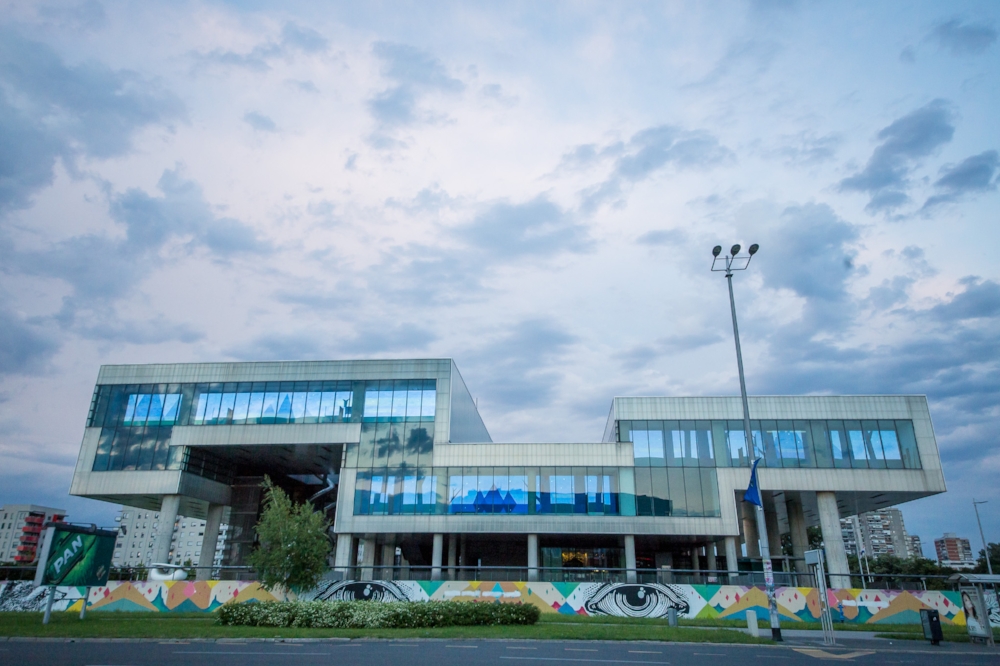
[1,578,995,627]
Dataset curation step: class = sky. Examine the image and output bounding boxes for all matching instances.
[1,0,998,558]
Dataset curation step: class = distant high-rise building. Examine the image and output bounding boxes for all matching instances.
[841,508,911,558]
[934,533,976,570]
[0,504,66,564]
[905,534,923,559]
[113,506,229,569]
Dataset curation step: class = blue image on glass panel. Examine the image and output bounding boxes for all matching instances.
[304,391,321,422]
[390,383,407,421]
[551,474,574,507]
[406,386,421,420]
[377,384,393,421]
[161,394,181,425]
[633,426,650,466]
[369,474,388,514]
[401,474,418,513]
[508,474,528,514]
[204,393,222,424]
[261,392,279,422]
[421,385,436,420]
[319,391,336,422]
[418,474,437,513]
[846,423,868,466]
[276,392,293,423]
[247,392,265,423]
[193,393,208,425]
[363,386,379,420]
[123,394,138,425]
[337,390,353,420]
[648,428,665,466]
[147,394,164,424]
[232,393,250,423]
[290,392,306,423]
[727,423,749,465]
[218,393,236,424]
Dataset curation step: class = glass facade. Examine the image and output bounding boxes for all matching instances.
[352,466,722,518]
[88,379,437,473]
[619,419,921,470]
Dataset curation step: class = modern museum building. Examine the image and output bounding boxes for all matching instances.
[69,358,946,586]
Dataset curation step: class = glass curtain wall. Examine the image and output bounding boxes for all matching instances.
[352,467,722,518]
[620,419,921,470]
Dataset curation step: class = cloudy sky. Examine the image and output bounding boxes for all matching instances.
[1,1,998,556]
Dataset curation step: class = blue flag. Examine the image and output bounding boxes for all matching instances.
[744,458,763,506]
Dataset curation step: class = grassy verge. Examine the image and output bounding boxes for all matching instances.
[0,612,770,643]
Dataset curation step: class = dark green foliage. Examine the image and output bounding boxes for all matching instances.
[217,600,541,629]
[975,542,999,574]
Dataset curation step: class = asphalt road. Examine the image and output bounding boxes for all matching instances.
[1,638,997,666]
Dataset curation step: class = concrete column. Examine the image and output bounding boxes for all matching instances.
[786,497,809,574]
[624,535,637,583]
[381,535,396,580]
[742,501,760,558]
[763,493,783,562]
[196,503,224,580]
[691,547,701,571]
[724,537,740,578]
[527,534,539,582]
[359,536,376,580]
[706,543,717,573]
[334,533,353,576]
[447,534,457,580]
[817,491,851,589]
[459,534,467,567]
[153,495,181,564]
[431,533,444,580]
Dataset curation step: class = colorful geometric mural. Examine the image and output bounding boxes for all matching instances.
[2,578,995,628]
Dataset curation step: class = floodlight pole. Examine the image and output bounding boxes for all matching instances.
[973,499,993,575]
[717,246,781,642]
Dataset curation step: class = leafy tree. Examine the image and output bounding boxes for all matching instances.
[249,476,331,592]
[975,542,1000,574]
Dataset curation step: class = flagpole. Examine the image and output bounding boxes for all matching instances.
[727,260,783,642]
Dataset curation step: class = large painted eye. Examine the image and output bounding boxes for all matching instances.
[311,581,412,602]
[584,583,690,618]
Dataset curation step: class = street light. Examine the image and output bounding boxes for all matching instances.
[973,499,993,575]
[712,242,782,641]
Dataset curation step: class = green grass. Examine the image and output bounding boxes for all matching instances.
[0,612,769,643]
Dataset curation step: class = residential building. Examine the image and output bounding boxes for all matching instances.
[841,507,910,558]
[0,504,66,564]
[934,533,976,570]
[113,506,229,568]
[906,534,923,559]
[69,359,947,587]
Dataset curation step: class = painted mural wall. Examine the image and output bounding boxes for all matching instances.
[1,579,997,628]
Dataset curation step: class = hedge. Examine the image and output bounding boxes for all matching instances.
[217,600,541,628]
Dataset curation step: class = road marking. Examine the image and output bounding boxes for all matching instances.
[501,658,670,665]
[566,648,599,652]
[693,654,726,657]
[792,649,877,661]
[174,651,331,655]
[629,651,662,654]
[446,645,480,648]
[508,647,539,650]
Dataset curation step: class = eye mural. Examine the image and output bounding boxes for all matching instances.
[583,583,691,618]
[307,580,416,603]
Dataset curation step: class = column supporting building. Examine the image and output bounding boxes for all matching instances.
[786,497,809,575]
[447,534,457,580]
[742,501,760,558]
[527,534,539,582]
[724,536,740,580]
[624,535,637,583]
[196,503,224,580]
[334,533,353,577]
[359,536,376,580]
[706,543,717,574]
[431,533,444,580]
[153,495,181,565]
[817,491,851,588]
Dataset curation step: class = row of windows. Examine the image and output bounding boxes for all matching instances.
[90,426,231,483]
[88,380,438,429]
[619,419,921,470]
[352,467,721,518]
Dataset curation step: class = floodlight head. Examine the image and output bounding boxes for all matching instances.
[748,243,759,256]
[712,245,722,257]
[731,244,741,256]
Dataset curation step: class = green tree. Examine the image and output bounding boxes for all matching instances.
[249,476,331,592]
[975,542,1000,574]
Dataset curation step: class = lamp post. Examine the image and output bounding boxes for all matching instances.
[712,242,782,642]
[973,499,993,575]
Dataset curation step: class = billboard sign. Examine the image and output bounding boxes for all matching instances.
[33,523,117,587]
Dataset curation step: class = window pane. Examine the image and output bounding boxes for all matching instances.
[811,421,833,468]
[863,420,885,468]
[701,469,720,516]
[377,382,393,421]
[245,392,263,424]
[232,393,250,424]
[618,421,632,443]
[203,393,221,425]
[302,391,319,423]
[633,467,653,516]
[275,391,293,423]
[632,421,650,466]
[406,387,421,419]
[618,468,636,516]
[667,422,685,466]
[680,421,698,467]
[727,421,749,466]
[845,421,868,468]
[137,427,157,470]
[647,424,665,466]
[124,394,137,425]
[761,421,781,467]
[288,392,306,423]
[777,421,798,468]
[896,420,921,469]
[92,427,115,471]
[421,386,436,419]
[122,427,143,470]
[338,390,353,420]
[879,420,903,467]
[147,394,164,425]
[261,392,278,423]
[217,393,236,424]
[684,468,704,516]
[153,427,171,470]
[363,384,379,420]
[712,421,729,467]
[391,382,407,421]
[354,471,371,515]
[650,467,670,516]
[318,392,336,422]
[385,424,404,468]
[161,394,181,425]
[667,468,687,516]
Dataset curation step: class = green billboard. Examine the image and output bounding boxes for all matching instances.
[34,524,117,587]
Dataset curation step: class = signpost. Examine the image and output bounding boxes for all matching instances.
[33,523,117,624]
[805,549,835,645]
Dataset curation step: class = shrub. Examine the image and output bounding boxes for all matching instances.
[217,600,541,629]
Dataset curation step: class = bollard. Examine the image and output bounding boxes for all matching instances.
[746,609,759,638]
[667,607,678,627]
